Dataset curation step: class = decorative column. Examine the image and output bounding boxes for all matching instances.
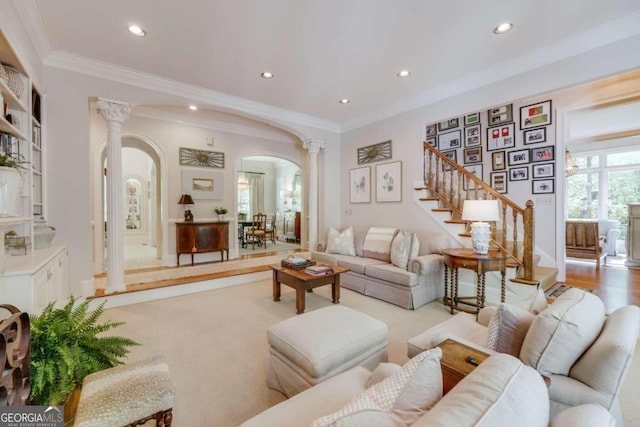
[96,98,131,294]
[303,139,325,251]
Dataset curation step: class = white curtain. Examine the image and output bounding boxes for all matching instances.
[248,173,264,217]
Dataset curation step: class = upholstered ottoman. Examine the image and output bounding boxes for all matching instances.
[75,355,175,427]
[267,305,388,397]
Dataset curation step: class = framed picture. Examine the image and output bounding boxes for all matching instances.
[520,100,552,129]
[487,104,513,126]
[357,140,392,164]
[532,162,555,178]
[376,161,402,202]
[181,169,224,200]
[531,145,555,162]
[442,150,457,170]
[508,149,530,166]
[464,112,480,126]
[438,130,462,151]
[179,147,225,168]
[464,164,483,190]
[426,137,437,147]
[349,166,371,203]
[490,171,508,194]
[425,124,437,138]
[523,127,547,145]
[464,147,482,164]
[509,166,529,181]
[532,179,554,194]
[464,124,481,147]
[486,123,515,151]
[492,151,506,171]
[438,118,459,132]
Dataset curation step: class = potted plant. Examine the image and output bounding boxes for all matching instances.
[215,206,228,220]
[0,152,28,171]
[30,296,139,421]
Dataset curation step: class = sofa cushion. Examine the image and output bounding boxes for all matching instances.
[365,264,418,287]
[327,227,356,256]
[366,363,402,388]
[390,231,420,269]
[338,256,388,275]
[517,288,548,314]
[549,403,615,427]
[519,288,605,376]
[414,353,549,427]
[485,303,535,357]
[312,348,443,427]
[363,227,398,262]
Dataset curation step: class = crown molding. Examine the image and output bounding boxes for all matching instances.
[342,10,640,132]
[43,50,341,134]
[131,107,298,144]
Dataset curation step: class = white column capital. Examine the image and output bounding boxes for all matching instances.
[96,98,131,124]
[303,139,326,155]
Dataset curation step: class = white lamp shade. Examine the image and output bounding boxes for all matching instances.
[462,199,500,222]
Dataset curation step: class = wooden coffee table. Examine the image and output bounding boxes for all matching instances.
[436,338,490,394]
[269,264,349,314]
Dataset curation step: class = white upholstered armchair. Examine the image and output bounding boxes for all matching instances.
[599,219,621,256]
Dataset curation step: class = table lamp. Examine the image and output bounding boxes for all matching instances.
[179,194,195,222]
[461,199,500,255]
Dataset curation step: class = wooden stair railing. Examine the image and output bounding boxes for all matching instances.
[420,142,536,284]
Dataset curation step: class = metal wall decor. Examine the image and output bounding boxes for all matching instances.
[179,147,225,168]
[357,140,392,164]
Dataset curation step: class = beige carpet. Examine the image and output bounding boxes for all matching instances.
[99,280,640,427]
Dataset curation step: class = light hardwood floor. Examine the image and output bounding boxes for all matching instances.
[562,261,640,312]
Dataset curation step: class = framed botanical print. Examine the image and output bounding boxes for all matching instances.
[520,100,552,129]
[349,166,371,203]
[376,161,402,202]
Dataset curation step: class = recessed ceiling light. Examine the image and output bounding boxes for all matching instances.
[397,70,411,78]
[493,22,513,34]
[128,24,147,37]
[339,98,350,104]
[189,105,198,111]
[261,72,274,79]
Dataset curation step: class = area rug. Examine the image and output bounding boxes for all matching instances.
[545,284,598,299]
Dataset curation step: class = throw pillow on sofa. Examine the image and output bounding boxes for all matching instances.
[516,288,548,314]
[519,288,605,376]
[363,227,398,262]
[390,230,420,270]
[485,303,536,357]
[311,347,443,427]
[326,227,356,256]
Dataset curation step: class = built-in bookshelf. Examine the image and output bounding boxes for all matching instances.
[31,86,43,217]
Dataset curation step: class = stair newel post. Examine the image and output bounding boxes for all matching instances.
[522,200,535,282]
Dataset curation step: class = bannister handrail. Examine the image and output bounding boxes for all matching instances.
[422,142,535,283]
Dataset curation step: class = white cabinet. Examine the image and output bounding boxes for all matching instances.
[1,246,68,313]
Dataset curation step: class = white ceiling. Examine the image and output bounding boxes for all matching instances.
[17,0,640,131]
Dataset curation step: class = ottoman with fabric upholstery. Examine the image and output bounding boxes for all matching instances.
[74,355,175,427]
[267,305,388,397]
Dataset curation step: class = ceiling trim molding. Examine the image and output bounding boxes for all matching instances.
[130,107,298,144]
[341,10,640,132]
[43,50,341,134]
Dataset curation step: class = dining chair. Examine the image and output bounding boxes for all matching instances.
[248,213,267,249]
[265,214,276,244]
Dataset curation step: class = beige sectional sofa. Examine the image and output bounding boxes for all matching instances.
[240,351,614,427]
[311,226,454,309]
[408,288,640,426]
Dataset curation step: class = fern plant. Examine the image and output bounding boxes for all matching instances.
[30,296,139,405]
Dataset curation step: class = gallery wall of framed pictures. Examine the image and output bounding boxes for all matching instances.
[422,98,555,195]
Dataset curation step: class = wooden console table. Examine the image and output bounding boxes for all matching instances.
[176,221,229,266]
[442,248,508,314]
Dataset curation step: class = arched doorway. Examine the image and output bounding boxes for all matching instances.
[93,136,165,273]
